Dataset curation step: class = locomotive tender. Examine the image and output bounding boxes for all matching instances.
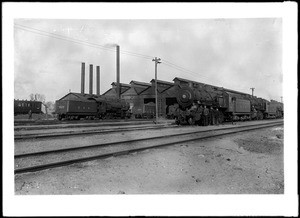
[55,92,130,120]
[172,78,283,125]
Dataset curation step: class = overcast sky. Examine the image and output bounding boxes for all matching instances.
[14,18,282,102]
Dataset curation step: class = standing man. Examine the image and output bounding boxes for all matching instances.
[203,105,209,126]
[28,109,32,119]
[207,106,211,125]
[215,108,220,125]
[210,107,215,125]
[196,102,203,126]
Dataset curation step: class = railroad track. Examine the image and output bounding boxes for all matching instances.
[14,118,149,126]
[14,120,158,131]
[14,123,176,140]
[14,120,283,174]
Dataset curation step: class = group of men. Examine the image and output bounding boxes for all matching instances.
[188,101,221,126]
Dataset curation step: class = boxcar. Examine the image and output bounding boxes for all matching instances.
[265,100,284,118]
[14,99,42,115]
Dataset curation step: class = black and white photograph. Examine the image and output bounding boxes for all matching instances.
[3,2,298,216]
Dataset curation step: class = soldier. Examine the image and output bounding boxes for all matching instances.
[191,101,197,111]
[210,107,215,125]
[28,109,32,119]
[196,103,204,126]
[215,108,220,125]
[203,105,209,126]
[207,107,211,125]
[253,107,258,120]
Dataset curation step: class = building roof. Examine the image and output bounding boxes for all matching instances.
[130,80,151,87]
[111,82,131,88]
[101,88,113,96]
[150,79,174,86]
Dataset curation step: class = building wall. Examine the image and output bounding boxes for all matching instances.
[103,81,179,118]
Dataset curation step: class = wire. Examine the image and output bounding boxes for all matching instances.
[14,23,211,80]
[14,23,153,60]
[161,59,211,81]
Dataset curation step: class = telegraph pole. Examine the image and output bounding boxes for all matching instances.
[250,87,255,96]
[152,57,161,124]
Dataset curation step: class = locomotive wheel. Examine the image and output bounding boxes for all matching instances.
[179,116,185,125]
[219,111,224,123]
[175,116,181,125]
[187,117,195,125]
[257,111,263,120]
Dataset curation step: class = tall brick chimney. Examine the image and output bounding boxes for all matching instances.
[96,66,100,95]
[89,64,93,95]
[81,62,85,94]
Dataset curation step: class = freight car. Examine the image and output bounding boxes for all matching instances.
[264,100,284,118]
[132,102,156,119]
[171,80,283,125]
[55,93,130,120]
[14,99,42,115]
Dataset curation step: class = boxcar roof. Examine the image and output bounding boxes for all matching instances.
[14,99,42,103]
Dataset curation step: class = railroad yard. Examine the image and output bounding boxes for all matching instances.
[5,4,298,216]
[14,119,284,194]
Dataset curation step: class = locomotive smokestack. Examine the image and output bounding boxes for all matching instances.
[116,45,120,99]
[81,62,85,94]
[89,64,93,95]
[96,66,100,95]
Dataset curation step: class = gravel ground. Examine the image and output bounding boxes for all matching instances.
[15,125,284,194]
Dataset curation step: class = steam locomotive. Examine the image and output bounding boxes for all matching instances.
[55,92,130,120]
[171,80,283,125]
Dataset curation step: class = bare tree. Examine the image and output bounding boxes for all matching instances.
[29,93,45,102]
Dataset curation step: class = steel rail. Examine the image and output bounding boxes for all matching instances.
[14,118,149,126]
[14,121,283,174]
[14,123,176,140]
[14,120,160,131]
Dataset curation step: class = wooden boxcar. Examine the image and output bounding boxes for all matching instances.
[14,99,42,115]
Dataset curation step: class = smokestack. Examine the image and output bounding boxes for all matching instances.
[81,62,85,94]
[89,64,93,95]
[96,66,100,95]
[116,45,120,99]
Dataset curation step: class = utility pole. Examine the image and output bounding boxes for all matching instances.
[250,87,255,97]
[116,45,121,99]
[152,57,161,124]
[280,96,283,103]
